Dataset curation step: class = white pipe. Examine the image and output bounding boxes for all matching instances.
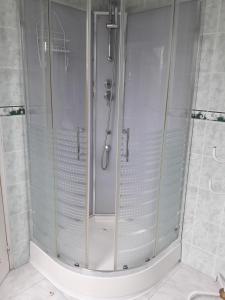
[218,273,225,289]
[187,273,224,300]
[187,291,219,299]
[212,146,225,164]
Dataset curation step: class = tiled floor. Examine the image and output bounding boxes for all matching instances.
[0,263,221,300]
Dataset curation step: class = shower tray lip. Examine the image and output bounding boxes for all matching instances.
[30,240,181,299]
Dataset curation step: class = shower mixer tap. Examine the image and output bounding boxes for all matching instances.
[104,79,112,89]
[101,80,113,170]
[104,90,112,102]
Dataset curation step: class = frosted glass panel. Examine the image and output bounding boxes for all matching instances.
[22,0,56,255]
[116,3,173,270]
[156,0,200,253]
[50,1,87,267]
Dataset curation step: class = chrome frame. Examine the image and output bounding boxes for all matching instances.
[85,0,92,268]
[114,0,126,270]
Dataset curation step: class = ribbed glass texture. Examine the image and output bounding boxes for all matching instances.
[50,1,87,267]
[116,2,173,270]
[23,0,57,256]
[156,0,200,254]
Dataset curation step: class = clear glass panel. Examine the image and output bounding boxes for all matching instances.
[116,0,174,270]
[22,0,56,256]
[156,0,201,254]
[49,0,88,267]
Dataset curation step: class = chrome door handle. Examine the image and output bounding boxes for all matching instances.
[123,128,130,162]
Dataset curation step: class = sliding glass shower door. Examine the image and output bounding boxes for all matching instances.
[115,0,201,270]
[22,0,57,256]
[49,0,88,268]
[155,0,201,254]
[115,0,175,270]
[22,0,89,268]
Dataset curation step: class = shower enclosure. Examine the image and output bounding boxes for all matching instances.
[21,0,201,292]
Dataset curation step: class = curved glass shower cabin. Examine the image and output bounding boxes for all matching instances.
[21,0,201,272]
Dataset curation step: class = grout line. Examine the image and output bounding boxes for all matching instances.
[192,109,225,114]
[0,105,25,108]
[0,25,19,30]
[202,31,225,35]
[8,278,45,300]
[0,66,22,70]
[183,240,225,264]
[198,71,225,74]
[10,208,29,217]
[185,211,224,236]
[6,180,28,188]
[10,210,29,218]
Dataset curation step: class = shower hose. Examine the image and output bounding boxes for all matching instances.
[101,28,117,170]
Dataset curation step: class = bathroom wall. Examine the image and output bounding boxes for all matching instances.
[0,0,29,268]
[182,0,225,279]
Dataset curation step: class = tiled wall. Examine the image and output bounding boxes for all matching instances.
[0,0,29,268]
[182,0,225,279]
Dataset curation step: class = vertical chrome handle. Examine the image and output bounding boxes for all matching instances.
[123,128,130,162]
[76,127,85,161]
[77,127,80,161]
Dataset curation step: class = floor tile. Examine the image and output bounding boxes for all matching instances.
[10,279,68,300]
[0,264,43,299]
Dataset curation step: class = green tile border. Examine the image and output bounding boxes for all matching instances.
[192,109,225,122]
[0,106,25,117]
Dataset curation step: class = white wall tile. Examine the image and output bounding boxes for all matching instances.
[203,122,225,158]
[4,150,28,186]
[0,0,29,269]
[183,0,225,279]
[192,220,219,254]
[184,185,198,217]
[213,34,225,72]
[182,214,194,243]
[0,69,24,106]
[199,34,216,72]
[208,73,225,112]
[190,120,206,155]
[7,182,28,216]
[13,239,30,269]
[203,0,220,34]
[0,27,21,69]
[183,245,215,277]
[196,189,225,225]
[0,0,19,29]
[2,116,26,152]
[195,73,210,110]
[187,153,201,187]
